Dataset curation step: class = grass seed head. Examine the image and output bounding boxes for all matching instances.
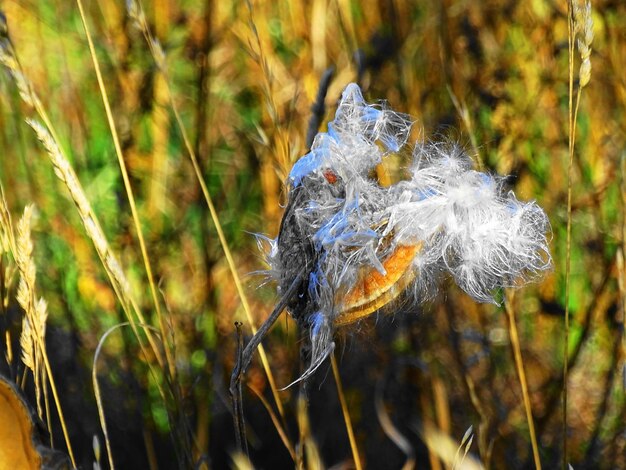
[573,0,594,88]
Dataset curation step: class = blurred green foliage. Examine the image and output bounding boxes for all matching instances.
[0,0,624,468]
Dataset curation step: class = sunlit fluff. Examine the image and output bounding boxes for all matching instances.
[264,83,551,381]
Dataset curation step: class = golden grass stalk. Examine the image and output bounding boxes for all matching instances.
[15,206,46,417]
[295,393,323,470]
[126,0,289,421]
[1,23,164,376]
[25,119,166,403]
[6,200,77,467]
[73,0,173,375]
[415,421,484,470]
[331,353,362,470]
[505,291,541,469]
[247,384,296,461]
[452,426,475,470]
[564,1,593,465]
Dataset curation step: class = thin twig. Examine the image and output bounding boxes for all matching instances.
[232,322,248,457]
[229,273,302,455]
[306,67,335,151]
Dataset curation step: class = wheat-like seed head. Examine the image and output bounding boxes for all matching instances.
[573,0,594,88]
[13,204,49,417]
[0,42,40,109]
[14,207,47,342]
[2,19,135,312]
[15,205,35,309]
[0,190,14,256]
[25,119,132,301]
[126,0,147,31]
[20,316,34,371]
[125,0,166,71]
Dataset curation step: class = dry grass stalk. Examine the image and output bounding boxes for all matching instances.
[453,426,475,470]
[505,291,541,469]
[125,0,290,423]
[15,206,49,421]
[331,353,362,470]
[92,322,130,470]
[1,14,164,371]
[415,420,484,470]
[564,1,593,465]
[296,393,323,470]
[73,0,174,376]
[0,195,77,467]
[24,119,165,376]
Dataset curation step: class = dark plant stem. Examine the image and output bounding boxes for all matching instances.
[306,67,334,151]
[232,322,248,456]
[229,273,303,455]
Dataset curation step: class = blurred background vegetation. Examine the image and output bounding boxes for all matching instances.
[0,0,624,468]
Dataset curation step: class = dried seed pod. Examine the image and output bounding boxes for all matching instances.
[265,83,551,380]
[0,375,70,469]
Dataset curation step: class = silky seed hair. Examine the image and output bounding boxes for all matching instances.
[264,83,551,380]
